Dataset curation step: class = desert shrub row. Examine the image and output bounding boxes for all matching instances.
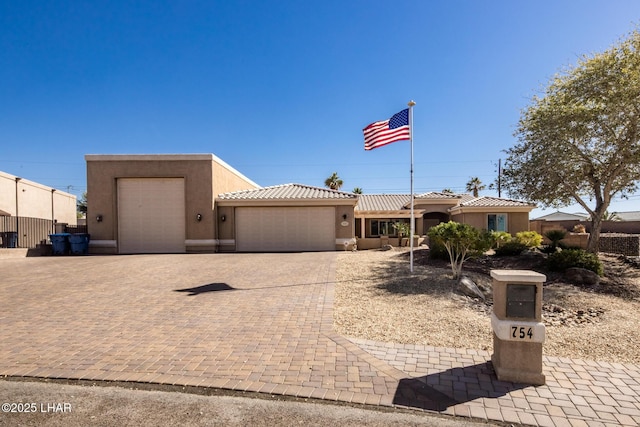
[546,249,603,275]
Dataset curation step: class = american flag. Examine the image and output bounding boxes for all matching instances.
[363,108,410,150]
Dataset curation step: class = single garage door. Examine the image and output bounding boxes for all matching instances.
[236,207,335,252]
[117,178,186,254]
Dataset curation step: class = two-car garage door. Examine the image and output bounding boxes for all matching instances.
[117,178,186,254]
[116,179,335,253]
[235,207,335,252]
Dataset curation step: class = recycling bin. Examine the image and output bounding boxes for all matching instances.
[68,233,90,255]
[490,269,546,385]
[4,231,18,248]
[49,233,71,255]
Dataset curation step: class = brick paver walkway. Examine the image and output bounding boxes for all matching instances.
[0,253,638,426]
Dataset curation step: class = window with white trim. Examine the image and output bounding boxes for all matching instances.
[487,214,507,232]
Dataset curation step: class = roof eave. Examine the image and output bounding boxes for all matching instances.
[216,198,358,207]
[449,205,535,214]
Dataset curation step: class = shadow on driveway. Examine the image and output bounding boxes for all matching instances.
[174,283,235,295]
[393,362,527,411]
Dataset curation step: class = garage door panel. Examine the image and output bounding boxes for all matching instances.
[236,207,334,252]
[118,178,186,253]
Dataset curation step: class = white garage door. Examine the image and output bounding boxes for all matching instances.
[117,178,186,254]
[236,207,335,252]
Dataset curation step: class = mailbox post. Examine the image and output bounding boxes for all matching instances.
[490,270,546,385]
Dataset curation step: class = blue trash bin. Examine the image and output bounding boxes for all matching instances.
[50,233,70,255]
[69,233,90,255]
[5,231,17,248]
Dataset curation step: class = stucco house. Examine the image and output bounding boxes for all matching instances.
[85,154,536,254]
[355,192,535,250]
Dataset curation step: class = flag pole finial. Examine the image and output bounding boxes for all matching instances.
[408,100,416,107]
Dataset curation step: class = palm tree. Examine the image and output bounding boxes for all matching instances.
[352,187,363,194]
[465,177,485,197]
[442,188,454,194]
[602,211,621,221]
[324,172,343,190]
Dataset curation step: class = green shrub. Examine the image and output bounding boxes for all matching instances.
[494,241,528,256]
[428,239,450,260]
[515,231,543,248]
[544,229,567,248]
[546,249,603,275]
[427,221,485,278]
[490,231,512,248]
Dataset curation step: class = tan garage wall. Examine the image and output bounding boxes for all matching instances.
[85,154,258,254]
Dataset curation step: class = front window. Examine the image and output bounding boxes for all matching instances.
[370,219,409,237]
[488,214,507,232]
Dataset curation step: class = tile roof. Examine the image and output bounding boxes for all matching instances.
[415,192,476,203]
[533,211,589,221]
[457,196,535,208]
[414,191,463,199]
[218,183,358,200]
[355,194,411,211]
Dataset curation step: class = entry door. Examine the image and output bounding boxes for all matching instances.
[117,178,186,253]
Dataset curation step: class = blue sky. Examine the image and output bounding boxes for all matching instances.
[1,1,639,218]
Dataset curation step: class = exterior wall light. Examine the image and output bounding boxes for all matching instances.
[221,215,226,222]
[196,213,202,222]
[96,215,103,222]
[342,214,348,220]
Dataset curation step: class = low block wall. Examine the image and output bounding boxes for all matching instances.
[598,234,640,256]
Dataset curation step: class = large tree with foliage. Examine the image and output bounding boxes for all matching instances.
[502,29,640,253]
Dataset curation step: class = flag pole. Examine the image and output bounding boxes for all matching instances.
[408,100,416,273]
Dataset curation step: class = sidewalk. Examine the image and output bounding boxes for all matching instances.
[351,338,640,426]
[0,254,638,426]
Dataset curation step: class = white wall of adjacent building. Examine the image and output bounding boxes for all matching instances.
[0,171,77,224]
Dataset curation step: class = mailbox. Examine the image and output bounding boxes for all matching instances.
[490,270,546,385]
[506,284,536,319]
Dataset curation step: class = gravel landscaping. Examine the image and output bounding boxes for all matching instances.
[334,248,640,365]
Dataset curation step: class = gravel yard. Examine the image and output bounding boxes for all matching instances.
[334,248,640,365]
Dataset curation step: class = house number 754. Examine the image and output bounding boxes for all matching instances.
[511,326,533,339]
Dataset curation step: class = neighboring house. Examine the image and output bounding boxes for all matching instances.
[85,154,536,254]
[0,170,77,248]
[609,211,640,221]
[532,211,589,221]
[0,170,77,223]
[531,210,640,235]
[355,192,536,250]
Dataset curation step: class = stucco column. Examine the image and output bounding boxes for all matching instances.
[490,269,546,385]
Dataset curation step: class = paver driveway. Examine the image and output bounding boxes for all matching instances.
[3,253,640,426]
[0,253,398,405]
